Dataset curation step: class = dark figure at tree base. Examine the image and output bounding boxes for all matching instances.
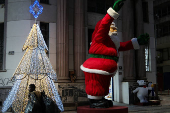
[25,84,59,113]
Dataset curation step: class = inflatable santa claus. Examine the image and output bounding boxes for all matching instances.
[80,0,150,108]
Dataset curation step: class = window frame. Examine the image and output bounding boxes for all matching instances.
[154,2,170,20]
[145,45,150,72]
[156,21,170,38]
[0,23,4,71]
[157,48,170,62]
[142,1,149,23]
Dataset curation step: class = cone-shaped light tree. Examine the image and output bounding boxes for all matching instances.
[2,0,64,112]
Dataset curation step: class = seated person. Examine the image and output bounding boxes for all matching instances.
[25,84,59,113]
[25,84,45,113]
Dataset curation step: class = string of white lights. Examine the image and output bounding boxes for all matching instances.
[2,75,22,113]
[48,76,64,112]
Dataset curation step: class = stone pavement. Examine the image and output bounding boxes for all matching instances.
[62,105,170,113]
[1,103,170,113]
[61,98,170,113]
[113,101,170,113]
[1,93,170,113]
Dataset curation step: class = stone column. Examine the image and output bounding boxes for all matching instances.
[122,0,136,82]
[135,0,146,80]
[74,0,86,82]
[56,0,70,82]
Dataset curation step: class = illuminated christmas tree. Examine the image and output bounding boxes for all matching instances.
[2,0,64,112]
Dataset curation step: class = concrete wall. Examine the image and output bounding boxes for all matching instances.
[49,23,57,72]
[122,82,129,104]
[146,37,156,84]
[0,5,4,22]
[7,0,31,21]
[145,0,156,84]
[68,0,74,71]
[0,20,34,86]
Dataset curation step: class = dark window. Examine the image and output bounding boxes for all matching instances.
[157,48,170,62]
[157,9,162,19]
[157,67,163,73]
[154,2,170,20]
[0,23,4,70]
[162,7,168,17]
[157,50,163,64]
[156,21,170,38]
[154,9,162,20]
[88,0,96,13]
[0,0,5,4]
[168,48,170,59]
[154,9,161,20]
[96,0,106,14]
[162,25,169,36]
[88,29,94,51]
[163,48,168,61]
[142,2,149,23]
[168,6,170,15]
[88,0,114,14]
[156,24,161,38]
[40,0,49,4]
[40,22,49,55]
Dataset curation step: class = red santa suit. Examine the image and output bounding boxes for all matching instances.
[80,8,140,99]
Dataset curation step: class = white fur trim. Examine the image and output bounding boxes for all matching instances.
[107,7,119,19]
[110,34,120,49]
[80,65,116,75]
[87,95,103,99]
[131,38,140,50]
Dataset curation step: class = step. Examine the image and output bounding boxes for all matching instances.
[159,95,170,105]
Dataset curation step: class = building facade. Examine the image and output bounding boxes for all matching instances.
[0,0,156,110]
[154,0,170,91]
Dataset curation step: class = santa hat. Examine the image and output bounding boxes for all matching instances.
[137,80,146,86]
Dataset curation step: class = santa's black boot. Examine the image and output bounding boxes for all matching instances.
[102,98,113,107]
[89,99,110,108]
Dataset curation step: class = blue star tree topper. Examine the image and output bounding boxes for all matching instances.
[29,0,43,19]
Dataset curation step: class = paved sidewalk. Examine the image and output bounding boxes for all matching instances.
[62,100,170,113]
[113,101,170,113]
[2,94,170,113]
[1,104,170,113]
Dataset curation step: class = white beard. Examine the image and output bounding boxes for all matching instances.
[110,25,115,28]
[108,31,120,49]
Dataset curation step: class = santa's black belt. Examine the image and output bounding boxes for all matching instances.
[90,54,119,62]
